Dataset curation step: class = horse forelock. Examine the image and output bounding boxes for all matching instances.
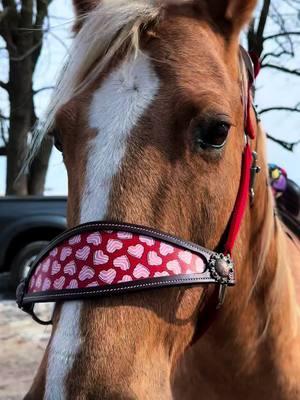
[28,0,163,165]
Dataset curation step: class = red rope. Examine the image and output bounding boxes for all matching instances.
[223,48,261,254]
[246,86,256,140]
[224,143,252,255]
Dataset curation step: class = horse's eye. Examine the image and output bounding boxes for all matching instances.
[49,128,63,153]
[195,120,231,150]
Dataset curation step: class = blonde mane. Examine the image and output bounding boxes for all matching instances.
[247,124,300,347]
[29,0,166,161]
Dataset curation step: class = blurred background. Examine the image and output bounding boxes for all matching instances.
[0,0,299,399]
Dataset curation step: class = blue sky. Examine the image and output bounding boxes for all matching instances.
[0,0,299,195]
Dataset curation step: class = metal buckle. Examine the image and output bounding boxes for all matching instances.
[250,151,261,206]
[208,253,234,285]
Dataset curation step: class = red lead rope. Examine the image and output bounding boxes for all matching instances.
[224,143,253,255]
[223,50,260,255]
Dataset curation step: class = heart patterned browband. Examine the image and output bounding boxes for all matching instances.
[16,222,235,323]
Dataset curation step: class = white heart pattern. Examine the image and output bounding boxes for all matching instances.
[67,279,78,289]
[28,229,210,295]
[42,258,51,273]
[54,276,65,289]
[159,243,174,256]
[94,250,109,265]
[128,244,144,259]
[133,264,150,279]
[36,275,42,289]
[178,250,192,265]
[117,275,133,283]
[99,269,116,284]
[79,266,95,281]
[29,276,35,289]
[76,246,90,261]
[113,255,130,271]
[117,232,133,240]
[154,271,170,277]
[60,246,72,261]
[106,239,123,253]
[50,247,58,257]
[167,260,181,275]
[87,232,102,246]
[69,235,81,245]
[139,236,155,246]
[64,260,76,276]
[147,251,162,266]
[36,264,42,275]
[195,257,205,273]
[51,260,61,275]
[42,278,51,291]
[86,281,98,287]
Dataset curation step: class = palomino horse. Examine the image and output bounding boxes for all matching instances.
[23,0,300,399]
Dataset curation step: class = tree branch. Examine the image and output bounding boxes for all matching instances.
[2,0,17,10]
[259,104,300,114]
[0,146,7,156]
[264,31,300,41]
[0,113,9,120]
[9,39,43,61]
[32,0,53,73]
[257,0,271,43]
[261,50,292,62]
[0,1,18,50]
[262,63,300,76]
[0,8,9,24]
[0,117,8,146]
[20,0,34,29]
[267,134,300,152]
[0,81,9,91]
[33,85,54,95]
[0,108,8,147]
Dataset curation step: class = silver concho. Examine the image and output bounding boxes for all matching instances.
[208,253,234,284]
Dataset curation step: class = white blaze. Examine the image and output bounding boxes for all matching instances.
[81,52,160,221]
[44,52,159,399]
[44,302,82,400]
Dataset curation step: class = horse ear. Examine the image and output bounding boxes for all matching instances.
[204,0,257,33]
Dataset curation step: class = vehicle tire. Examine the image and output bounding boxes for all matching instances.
[10,241,49,289]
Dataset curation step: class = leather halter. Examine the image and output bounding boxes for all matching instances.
[16,48,259,325]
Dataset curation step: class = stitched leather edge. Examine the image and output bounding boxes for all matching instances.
[22,274,235,304]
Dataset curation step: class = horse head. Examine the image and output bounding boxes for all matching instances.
[25,1,300,399]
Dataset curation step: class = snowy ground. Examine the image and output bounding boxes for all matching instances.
[0,274,51,400]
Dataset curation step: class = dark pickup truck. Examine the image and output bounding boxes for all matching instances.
[0,196,67,288]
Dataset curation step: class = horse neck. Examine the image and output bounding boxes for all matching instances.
[175,128,300,399]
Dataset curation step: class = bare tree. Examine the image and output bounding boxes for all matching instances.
[247,0,300,150]
[0,0,53,195]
